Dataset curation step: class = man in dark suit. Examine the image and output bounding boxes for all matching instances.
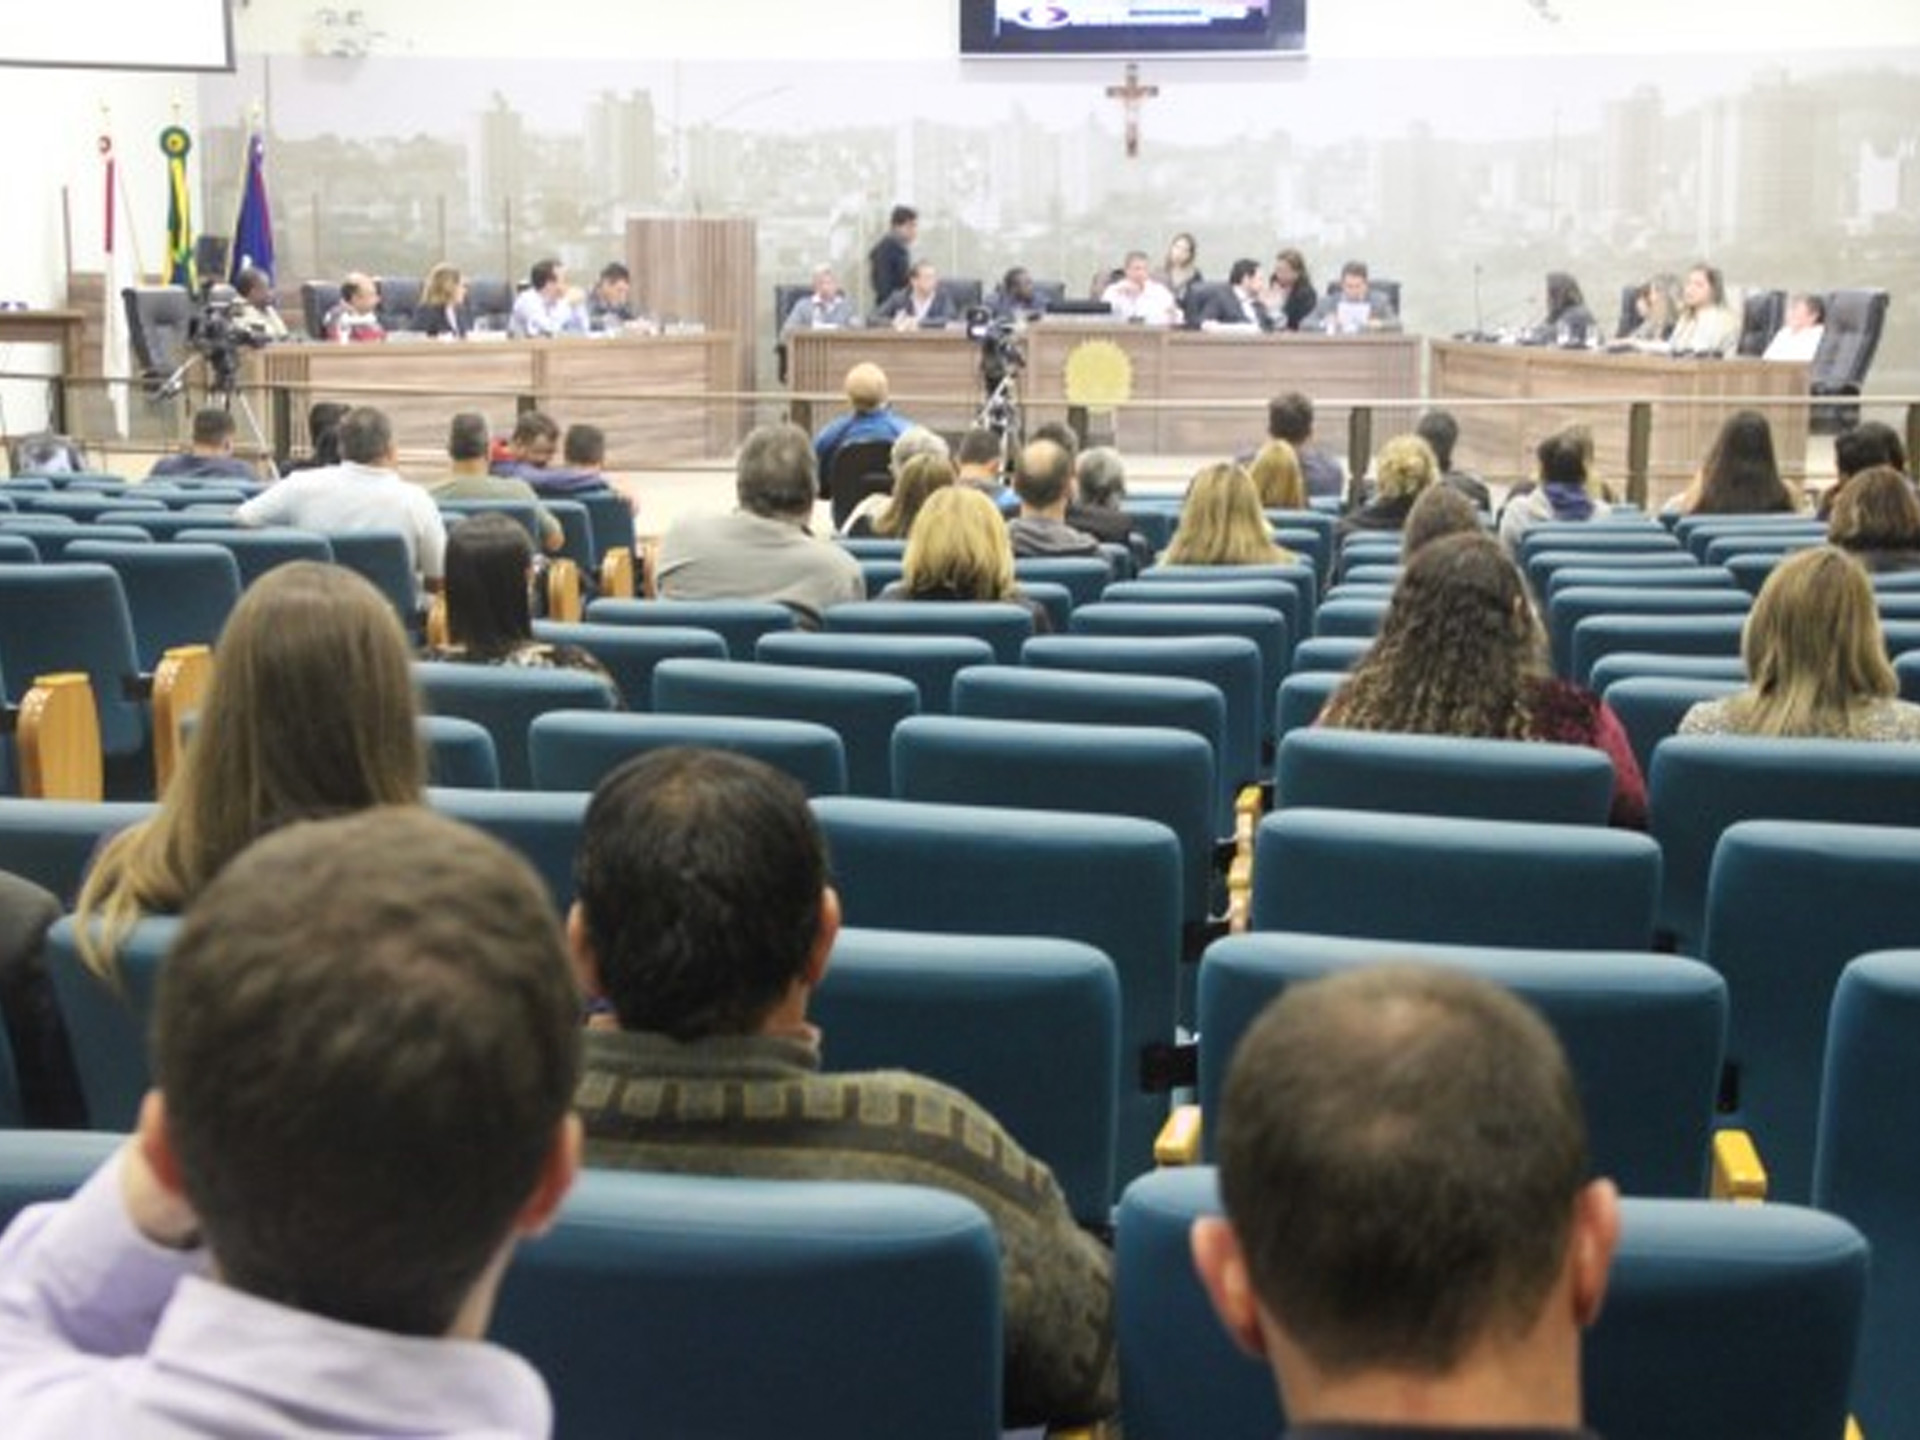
[867,204,917,309]
[872,262,956,330]
[1196,260,1274,331]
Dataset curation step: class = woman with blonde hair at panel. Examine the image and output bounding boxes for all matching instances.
[75,563,426,981]
[410,261,469,338]
[1668,262,1740,357]
[880,485,1052,631]
[1339,434,1438,542]
[1248,439,1307,512]
[1163,463,1297,567]
[1680,546,1920,740]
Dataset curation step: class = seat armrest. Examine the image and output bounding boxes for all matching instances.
[151,645,212,794]
[1155,1104,1203,1167]
[1710,1128,1768,1203]
[601,544,637,600]
[6,671,103,800]
[545,558,583,622]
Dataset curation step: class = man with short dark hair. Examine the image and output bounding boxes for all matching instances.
[235,404,447,588]
[868,203,918,307]
[956,426,1011,506]
[147,406,259,481]
[1305,259,1401,334]
[656,422,863,626]
[413,411,563,553]
[509,258,585,338]
[569,748,1116,1427]
[1820,420,1912,520]
[1267,391,1345,500]
[1009,438,1101,557]
[1416,408,1491,513]
[0,808,583,1434]
[1191,965,1618,1435]
[584,261,638,331]
[1197,259,1274,331]
[872,260,955,330]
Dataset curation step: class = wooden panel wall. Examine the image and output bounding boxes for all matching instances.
[625,216,756,418]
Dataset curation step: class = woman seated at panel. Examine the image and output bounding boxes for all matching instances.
[1161,462,1297,568]
[1530,271,1597,346]
[1620,274,1679,345]
[1667,262,1740,357]
[1267,248,1317,333]
[1829,466,1920,573]
[878,485,1053,632]
[409,262,470,338]
[1248,439,1306,512]
[1321,532,1648,828]
[1498,429,1613,556]
[74,564,426,983]
[1339,435,1438,542]
[424,512,620,698]
[1664,409,1798,517]
[1680,546,1920,741]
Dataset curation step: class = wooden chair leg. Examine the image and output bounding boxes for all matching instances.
[15,672,103,801]
[600,546,636,600]
[546,558,583,622]
[426,595,451,649]
[151,645,213,795]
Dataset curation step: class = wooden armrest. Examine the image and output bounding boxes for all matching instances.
[151,645,212,795]
[1235,783,1265,822]
[640,537,663,599]
[1710,1128,1768,1204]
[601,545,636,600]
[10,672,103,800]
[425,595,451,649]
[1155,1105,1203,1167]
[546,557,583,622]
[1048,1425,1121,1440]
[1846,1417,1864,1440]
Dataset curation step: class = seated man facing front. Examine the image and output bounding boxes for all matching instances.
[781,263,856,335]
[0,807,583,1435]
[872,261,956,331]
[509,258,586,339]
[1306,260,1401,334]
[568,747,1117,1428]
[147,406,259,482]
[1191,964,1619,1437]
[1102,250,1181,326]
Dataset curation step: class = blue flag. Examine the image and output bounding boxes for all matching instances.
[229,131,275,285]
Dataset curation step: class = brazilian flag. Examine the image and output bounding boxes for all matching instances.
[160,125,194,289]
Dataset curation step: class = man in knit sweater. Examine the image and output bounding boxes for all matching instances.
[566,748,1117,1428]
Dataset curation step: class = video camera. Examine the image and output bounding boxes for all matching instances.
[964,304,1025,389]
[187,283,269,392]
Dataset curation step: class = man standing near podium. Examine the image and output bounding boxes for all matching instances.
[868,204,917,310]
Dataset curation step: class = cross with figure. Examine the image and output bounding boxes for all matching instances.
[1106,62,1159,159]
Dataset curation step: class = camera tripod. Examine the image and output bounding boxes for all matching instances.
[977,370,1025,479]
[153,348,280,480]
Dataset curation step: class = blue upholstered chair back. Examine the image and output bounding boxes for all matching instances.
[1274,670,1342,741]
[823,599,1034,665]
[1251,807,1660,949]
[757,630,994,715]
[1277,728,1616,826]
[1198,933,1725,1195]
[96,510,238,541]
[1599,675,1744,777]
[1570,613,1747,688]
[531,619,725,710]
[1525,547,1699,596]
[326,529,417,631]
[1547,586,1750,678]
[1545,563,1736,599]
[427,787,588,914]
[1105,580,1304,665]
[177,527,332,587]
[436,498,543,544]
[44,915,182,1129]
[415,662,616,789]
[64,540,241,670]
[494,1172,1003,1440]
[585,597,792,660]
[529,710,847,796]
[1014,555,1112,610]
[418,714,500,789]
[1290,635,1370,673]
[815,928,1119,1225]
[0,798,153,905]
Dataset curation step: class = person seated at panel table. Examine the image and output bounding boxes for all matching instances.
[584,261,645,333]
[1338,434,1439,543]
[781,263,857,335]
[871,261,956,331]
[1525,270,1598,347]
[988,266,1047,322]
[230,266,288,342]
[1679,546,1920,741]
[1101,251,1181,326]
[1196,259,1275,332]
[880,484,1053,633]
[1763,292,1826,363]
[812,362,912,477]
[408,262,470,339]
[1323,531,1647,827]
[1498,428,1615,557]
[1266,246,1318,333]
[1616,272,1680,347]
[413,412,563,554]
[1304,259,1401,335]
[1162,462,1297,569]
[1667,262,1740,357]
[1829,466,1920,574]
[1663,409,1798,518]
[509,258,587,339]
[146,406,259,482]
[324,272,384,343]
[1158,231,1204,306]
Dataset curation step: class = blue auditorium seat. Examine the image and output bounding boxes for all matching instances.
[530,619,726,710]
[584,597,792,660]
[64,540,241,670]
[415,663,617,789]
[823,599,1034,665]
[419,714,500,789]
[757,630,994,714]
[1277,728,1615,825]
[528,711,847,796]
[428,787,588,914]
[44,915,181,1129]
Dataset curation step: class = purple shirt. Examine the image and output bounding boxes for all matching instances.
[0,1150,552,1437]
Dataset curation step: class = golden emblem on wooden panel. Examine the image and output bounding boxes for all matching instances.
[1063,339,1132,413]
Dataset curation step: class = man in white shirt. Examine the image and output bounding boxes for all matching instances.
[508,258,587,338]
[1102,251,1181,326]
[0,808,583,1438]
[235,405,448,593]
[1763,293,1826,363]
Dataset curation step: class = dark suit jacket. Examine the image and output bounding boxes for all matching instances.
[409,303,470,338]
[1196,287,1273,331]
[868,233,912,307]
[872,288,957,328]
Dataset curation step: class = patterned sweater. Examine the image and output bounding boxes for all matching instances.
[575,1028,1117,1426]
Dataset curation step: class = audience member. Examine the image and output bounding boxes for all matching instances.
[1248,439,1306,511]
[1402,484,1484,560]
[656,422,864,627]
[235,406,447,592]
[491,410,561,482]
[1191,964,1617,1435]
[1340,434,1438,541]
[1323,532,1647,827]
[1069,445,1148,566]
[147,406,258,482]
[1498,430,1613,557]
[424,513,618,697]
[508,259,585,338]
[955,426,1010,503]
[1102,251,1181,326]
[1415,409,1491,513]
[414,412,563,554]
[567,747,1114,1424]
[584,262,638,332]
[812,362,911,477]
[325,272,384,343]
[1267,392,1344,500]
[409,262,469,338]
[1306,260,1401,334]
[1160,232,1203,305]
[1030,420,1081,460]
[781,263,856,334]
[281,401,349,475]
[1820,421,1909,519]
[1198,259,1274,330]
[1009,439,1101,557]
[1666,409,1797,517]
[1268,248,1317,333]
[881,484,1052,630]
[873,261,955,330]
[1164,463,1296,567]
[843,450,954,540]
[1668,262,1738,357]
[230,267,288,342]
[74,562,424,981]
[0,807,582,1433]
[868,203,918,307]
[527,424,617,499]
[1680,545,1920,740]
[1829,466,1920,573]
[1763,292,1826,363]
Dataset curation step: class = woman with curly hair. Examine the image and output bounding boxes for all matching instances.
[1320,531,1647,827]
[1162,463,1296,567]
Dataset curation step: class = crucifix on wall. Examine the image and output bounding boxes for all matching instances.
[1105,63,1158,159]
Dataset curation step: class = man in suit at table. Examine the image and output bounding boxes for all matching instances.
[1191,964,1619,1438]
[872,261,956,331]
[1306,260,1402,334]
[1198,260,1276,332]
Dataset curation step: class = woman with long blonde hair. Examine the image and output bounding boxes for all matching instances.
[1680,546,1920,740]
[410,261,469,337]
[76,563,426,979]
[1248,440,1306,511]
[880,485,1051,630]
[1163,463,1295,567]
[1322,532,1647,827]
